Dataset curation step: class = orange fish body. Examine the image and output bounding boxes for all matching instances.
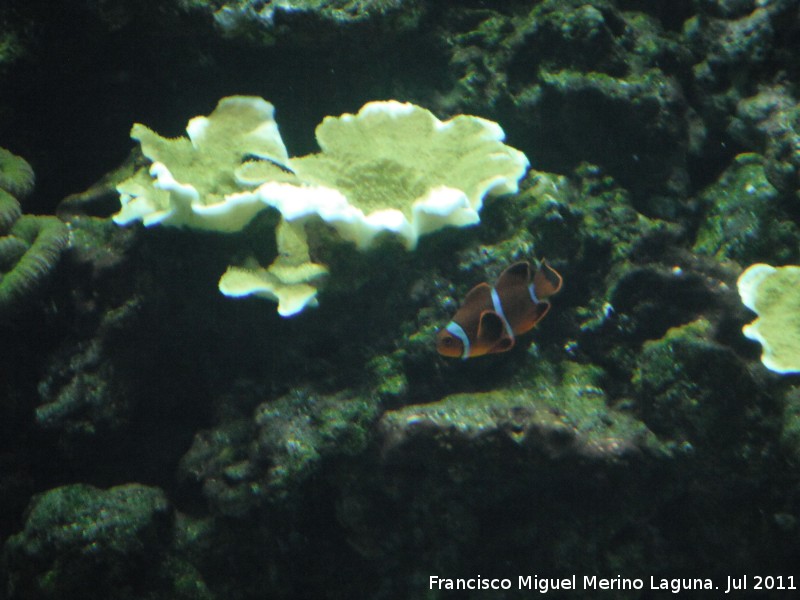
[436,260,563,359]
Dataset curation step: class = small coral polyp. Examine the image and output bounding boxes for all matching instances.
[113,96,529,315]
[737,263,800,374]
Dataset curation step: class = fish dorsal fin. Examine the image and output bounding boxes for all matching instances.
[533,260,563,298]
[463,282,494,307]
[477,310,515,352]
[496,262,532,293]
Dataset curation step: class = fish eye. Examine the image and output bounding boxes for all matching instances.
[442,337,454,346]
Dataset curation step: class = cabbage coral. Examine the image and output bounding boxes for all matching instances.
[113,96,529,315]
[737,263,800,374]
[219,220,328,317]
[114,96,292,232]
[245,100,530,249]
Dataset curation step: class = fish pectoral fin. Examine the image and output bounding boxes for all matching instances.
[534,260,563,297]
[491,335,515,353]
[477,310,515,352]
[476,310,505,342]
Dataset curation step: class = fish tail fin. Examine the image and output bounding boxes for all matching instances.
[534,260,563,297]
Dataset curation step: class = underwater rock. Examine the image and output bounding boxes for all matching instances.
[31,217,143,446]
[442,0,692,208]
[693,153,800,265]
[380,363,658,461]
[518,68,689,216]
[779,387,800,465]
[331,365,678,581]
[688,2,776,87]
[601,261,732,344]
[685,0,799,168]
[36,338,133,438]
[192,0,426,45]
[180,388,379,516]
[3,483,175,599]
[574,248,750,382]
[633,319,776,452]
[729,84,800,205]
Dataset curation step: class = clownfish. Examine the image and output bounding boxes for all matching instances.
[436,260,563,359]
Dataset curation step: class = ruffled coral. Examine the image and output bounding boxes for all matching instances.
[0,147,35,198]
[0,214,69,318]
[0,157,70,320]
[0,188,22,233]
[251,100,529,249]
[114,96,291,232]
[218,220,328,316]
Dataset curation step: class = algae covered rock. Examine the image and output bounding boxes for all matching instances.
[35,337,132,438]
[180,388,379,516]
[198,0,426,45]
[729,84,800,206]
[332,364,671,579]
[3,484,175,599]
[381,363,657,461]
[443,0,692,208]
[693,153,799,265]
[519,68,690,215]
[633,319,773,450]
